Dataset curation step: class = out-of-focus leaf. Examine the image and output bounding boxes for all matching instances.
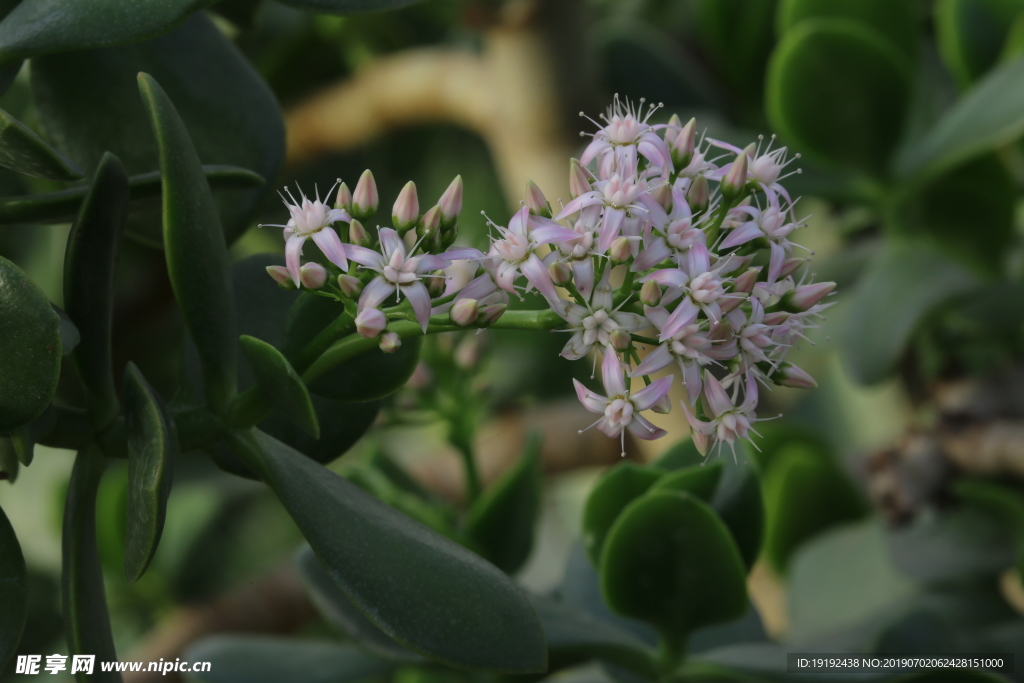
[0,255,61,433]
[185,636,396,683]
[62,451,121,682]
[766,18,911,175]
[241,335,319,438]
[872,608,958,654]
[776,0,918,61]
[31,12,284,246]
[123,363,175,584]
[935,0,1024,87]
[63,152,129,429]
[466,432,542,574]
[52,304,80,356]
[0,106,82,180]
[600,491,748,637]
[650,462,723,501]
[0,165,264,226]
[139,72,237,412]
[0,504,26,672]
[582,462,666,566]
[229,428,547,673]
[841,241,978,385]
[276,0,426,15]
[953,479,1024,535]
[0,437,17,482]
[8,425,31,466]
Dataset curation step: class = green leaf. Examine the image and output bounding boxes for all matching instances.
[0,437,18,482]
[766,18,912,175]
[30,12,284,246]
[0,255,61,432]
[276,0,427,15]
[52,304,80,356]
[0,504,27,672]
[123,363,175,584]
[8,425,32,466]
[840,241,978,384]
[953,479,1024,536]
[776,0,918,61]
[240,335,319,439]
[62,451,121,682]
[465,432,542,574]
[139,71,237,412]
[582,462,666,566]
[0,165,264,226]
[295,545,421,661]
[899,53,1024,181]
[228,428,547,673]
[650,462,723,501]
[63,152,129,430]
[185,636,396,683]
[600,491,748,637]
[0,106,83,180]
[935,0,1024,88]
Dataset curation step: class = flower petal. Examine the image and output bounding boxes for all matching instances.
[555,192,602,220]
[660,298,699,341]
[632,376,673,411]
[378,228,405,260]
[285,233,307,287]
[572,257,596,300]
[521,253,560,303]
[629,343,673,377]
[573,378,607,413]
[404,281,433,333]
[312,228,349,272]
[627,414,666,441]
[359,276,395,311]
[598,207,626,253]
[702,373,733,417]
[345,244,385,271]
[601,350,628,397]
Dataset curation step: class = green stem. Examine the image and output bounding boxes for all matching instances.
[656,631,688,681]
[450,426,481,503]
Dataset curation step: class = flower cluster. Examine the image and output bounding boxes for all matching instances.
[266,96,833,459]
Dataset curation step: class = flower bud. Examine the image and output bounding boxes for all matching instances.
[437,175,463,228]
[775,362,817,389]
[663,113,683,148]
[569,159,592,199]
[649,182,672,211]
[352,169,379,220]
[299,262,327,289]
[549,260,572,286]
[393,181,420,233]
[355,308,386,338]
[779,257,805,279]
[686,174,709,213]
[426,270,446,297]
[762,311,789,326]
[525,180,552,218]
[418,205,442,243]
[639,279,662,306]
[609,236,632,263]
[720,147,750,201]
[450,298,479,327]
[732,267,760,294]
[719,293,744,315]
[266,265,297,290]
[651,392,673,414]
[477,303,507,327]
[670,117,696,170]
[790,281,835,311]
[691,430,712,457]
[609,328,631,351]
[403,229,417,253]
[337,274,363,297]
[335,180,352,211]
[348,219,370,247]
[379,331,402,353]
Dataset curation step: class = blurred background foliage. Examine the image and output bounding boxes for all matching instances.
[3,0,1024,681]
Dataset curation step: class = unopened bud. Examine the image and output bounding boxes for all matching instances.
[719,294,745,315]
[418,205,442,242]
[609,236,632,263]
[670,117,696,169]
[686,175,709,213]
[379,331,401,353]
[403,229,417,253]
[352,169,379,220]
[337,274,363,297]
[450,298,479,327]
[609,328,631,351]
[640,279,662,306]
[569,159,592,198]
[721,147,750,201]
[348,219,369,247]
[775,362,817,389]
[790,281,835,311]
[779,257,805,279]
[663,113,683,148]
[335,180,352,211]
[266,265,297,290]
[393,181,420,232]
[649,182,672,211]
[437,175,463,228]
[732,267,760,294]
[426,270,446,297]
[549,261,572,286]
[525,180,552,218]
[651,392,672,414]
[762,311,789,326]
[355,308,387,338]
[299,262,327,289]
[477,303,507,327]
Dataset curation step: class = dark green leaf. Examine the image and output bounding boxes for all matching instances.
[62,451,121,682]
[31,12,284,245]
[139,71,237,412]
[240,335,319,439]
[465,432,542,574]
[953,479,1024,536]
[185,636,396,683]
[0,165,264,226]
[64,152,129,429]
[650,462,723,501]
[766,18,912,174]
[0,255,61,432]
[0,106,82,180]
[8,425,31,466]
[295,545,421,661]
[0,437,17,482]
[935,0,1024,87]
[52,304,80,356]
[600,491,748,637]
[123,363,175,584]
[776,0,918,61]
[276,0,426,15]
[228,428,547,673]
[0,504,26,672]
[582,462,666,566]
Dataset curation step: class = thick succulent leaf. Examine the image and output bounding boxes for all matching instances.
[185,636,396,683]
[139,72,237,412]
[123,363,175,584]
[935,0,1024,88]
[600,491,748,637]
[62,451,122,682]
[0,437,17,482]
[30,12,284,246]
[898,54,1024,180]
[841,241,978,385]
[0,165,264,226]
[0,504,26,672]
[63,152,129,429]
[953,479,1024,536]
[582,462,666,566]
[0,255,61,432]
[228,428,547,673]
[776,0,918,61]
[0,106,82,180]
[465,432,543,574]
[241,335,319,438]
[295,545,421,661]
[650,462,723,501]
[766,18,912,175]
[276,0,426,14]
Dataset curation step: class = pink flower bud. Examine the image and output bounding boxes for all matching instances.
[776,362,817,389]
[392,181,420,232]
[791,281,835,311]
[337,274,363,297]
[719,294,745,315]
[348,219,369,247]
[609,328,631,351]
[663,113,683,148]
[640,279,662,306]
[721,148,750,200]
[569,159,592,199]
[609,236,632,263]
[779,258,805,279]
[299,262,327,289]
[450,298,479,327]
[649,182,672,211]
[549,260,572,286]
[355,308,386,338]
[437,175,463,227]
[335,180,352,211]
[732,267,760,294]
[686,174,709,213]
[379,331,402,353]
[670,117,696,169]
[266,265,297,290]
[352,169,379,220]
[762,311,789,326]
[525,180,552,218]
[477,303,507,327]
[651,392,672,414]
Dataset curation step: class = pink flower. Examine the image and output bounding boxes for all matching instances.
[682,372,759,457]
[556,174,655,253]
[580,97,671,178]
[263,183,352,287]
[629,304,718,405]
[549,272,646,360]
[641,244,729,325]
[574,351,672,455]
[632,184,707,271]
[487,206,578,301]
[719,186,805,283]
